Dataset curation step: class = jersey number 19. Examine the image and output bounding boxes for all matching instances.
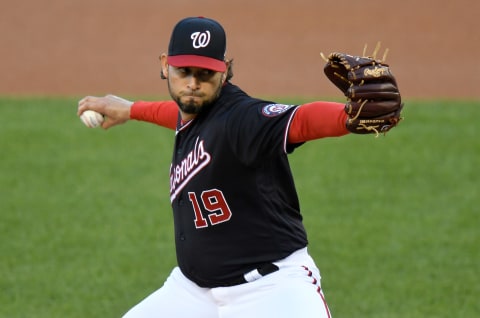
[188,189,233,228]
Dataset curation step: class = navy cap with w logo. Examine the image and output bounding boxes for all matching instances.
[168,17,227,72]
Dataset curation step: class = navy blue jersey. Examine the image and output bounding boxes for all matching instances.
[170,83,308,287]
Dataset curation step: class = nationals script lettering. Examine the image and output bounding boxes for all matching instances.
[170,137,211,201]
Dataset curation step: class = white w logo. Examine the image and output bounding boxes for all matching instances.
[191,31,211,49]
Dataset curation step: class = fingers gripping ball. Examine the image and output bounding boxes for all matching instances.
[80,110,104,128]
[322,43,403,136]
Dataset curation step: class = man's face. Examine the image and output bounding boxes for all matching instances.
[167,66,224,117]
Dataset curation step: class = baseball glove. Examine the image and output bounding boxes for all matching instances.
[322,43,403,136]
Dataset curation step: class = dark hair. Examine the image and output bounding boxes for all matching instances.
[225,58,234,81]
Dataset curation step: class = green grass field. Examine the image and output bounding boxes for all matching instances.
[1,97,478,317]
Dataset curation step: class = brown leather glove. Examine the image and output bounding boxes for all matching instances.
[323,48,403,135]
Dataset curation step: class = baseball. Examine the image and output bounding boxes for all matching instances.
[80,110,104,128]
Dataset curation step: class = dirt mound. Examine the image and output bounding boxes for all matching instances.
[1,0,478,99]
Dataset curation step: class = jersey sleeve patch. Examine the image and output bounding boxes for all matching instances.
[261,104,296,117]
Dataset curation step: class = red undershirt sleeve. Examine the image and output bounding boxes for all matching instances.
[288,101,350,143]
[130,100,178,130]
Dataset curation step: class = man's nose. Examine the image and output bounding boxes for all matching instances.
[186,75,201,89]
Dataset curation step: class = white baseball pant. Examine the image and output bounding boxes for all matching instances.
[122,247,331,318]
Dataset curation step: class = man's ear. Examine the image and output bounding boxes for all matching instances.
[160,54,168,79]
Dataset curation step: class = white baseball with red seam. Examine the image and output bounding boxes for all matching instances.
[80,110,104,128]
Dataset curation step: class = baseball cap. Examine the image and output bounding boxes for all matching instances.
[167,17,227,72]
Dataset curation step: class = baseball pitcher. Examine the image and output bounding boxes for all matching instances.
[77,16,402,318]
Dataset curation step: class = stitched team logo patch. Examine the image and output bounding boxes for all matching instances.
[261,104,295,117]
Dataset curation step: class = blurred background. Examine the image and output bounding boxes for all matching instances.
[1,1,479,317]
[1,0,479,99]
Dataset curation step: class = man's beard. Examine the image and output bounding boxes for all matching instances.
[168,79,223,115]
